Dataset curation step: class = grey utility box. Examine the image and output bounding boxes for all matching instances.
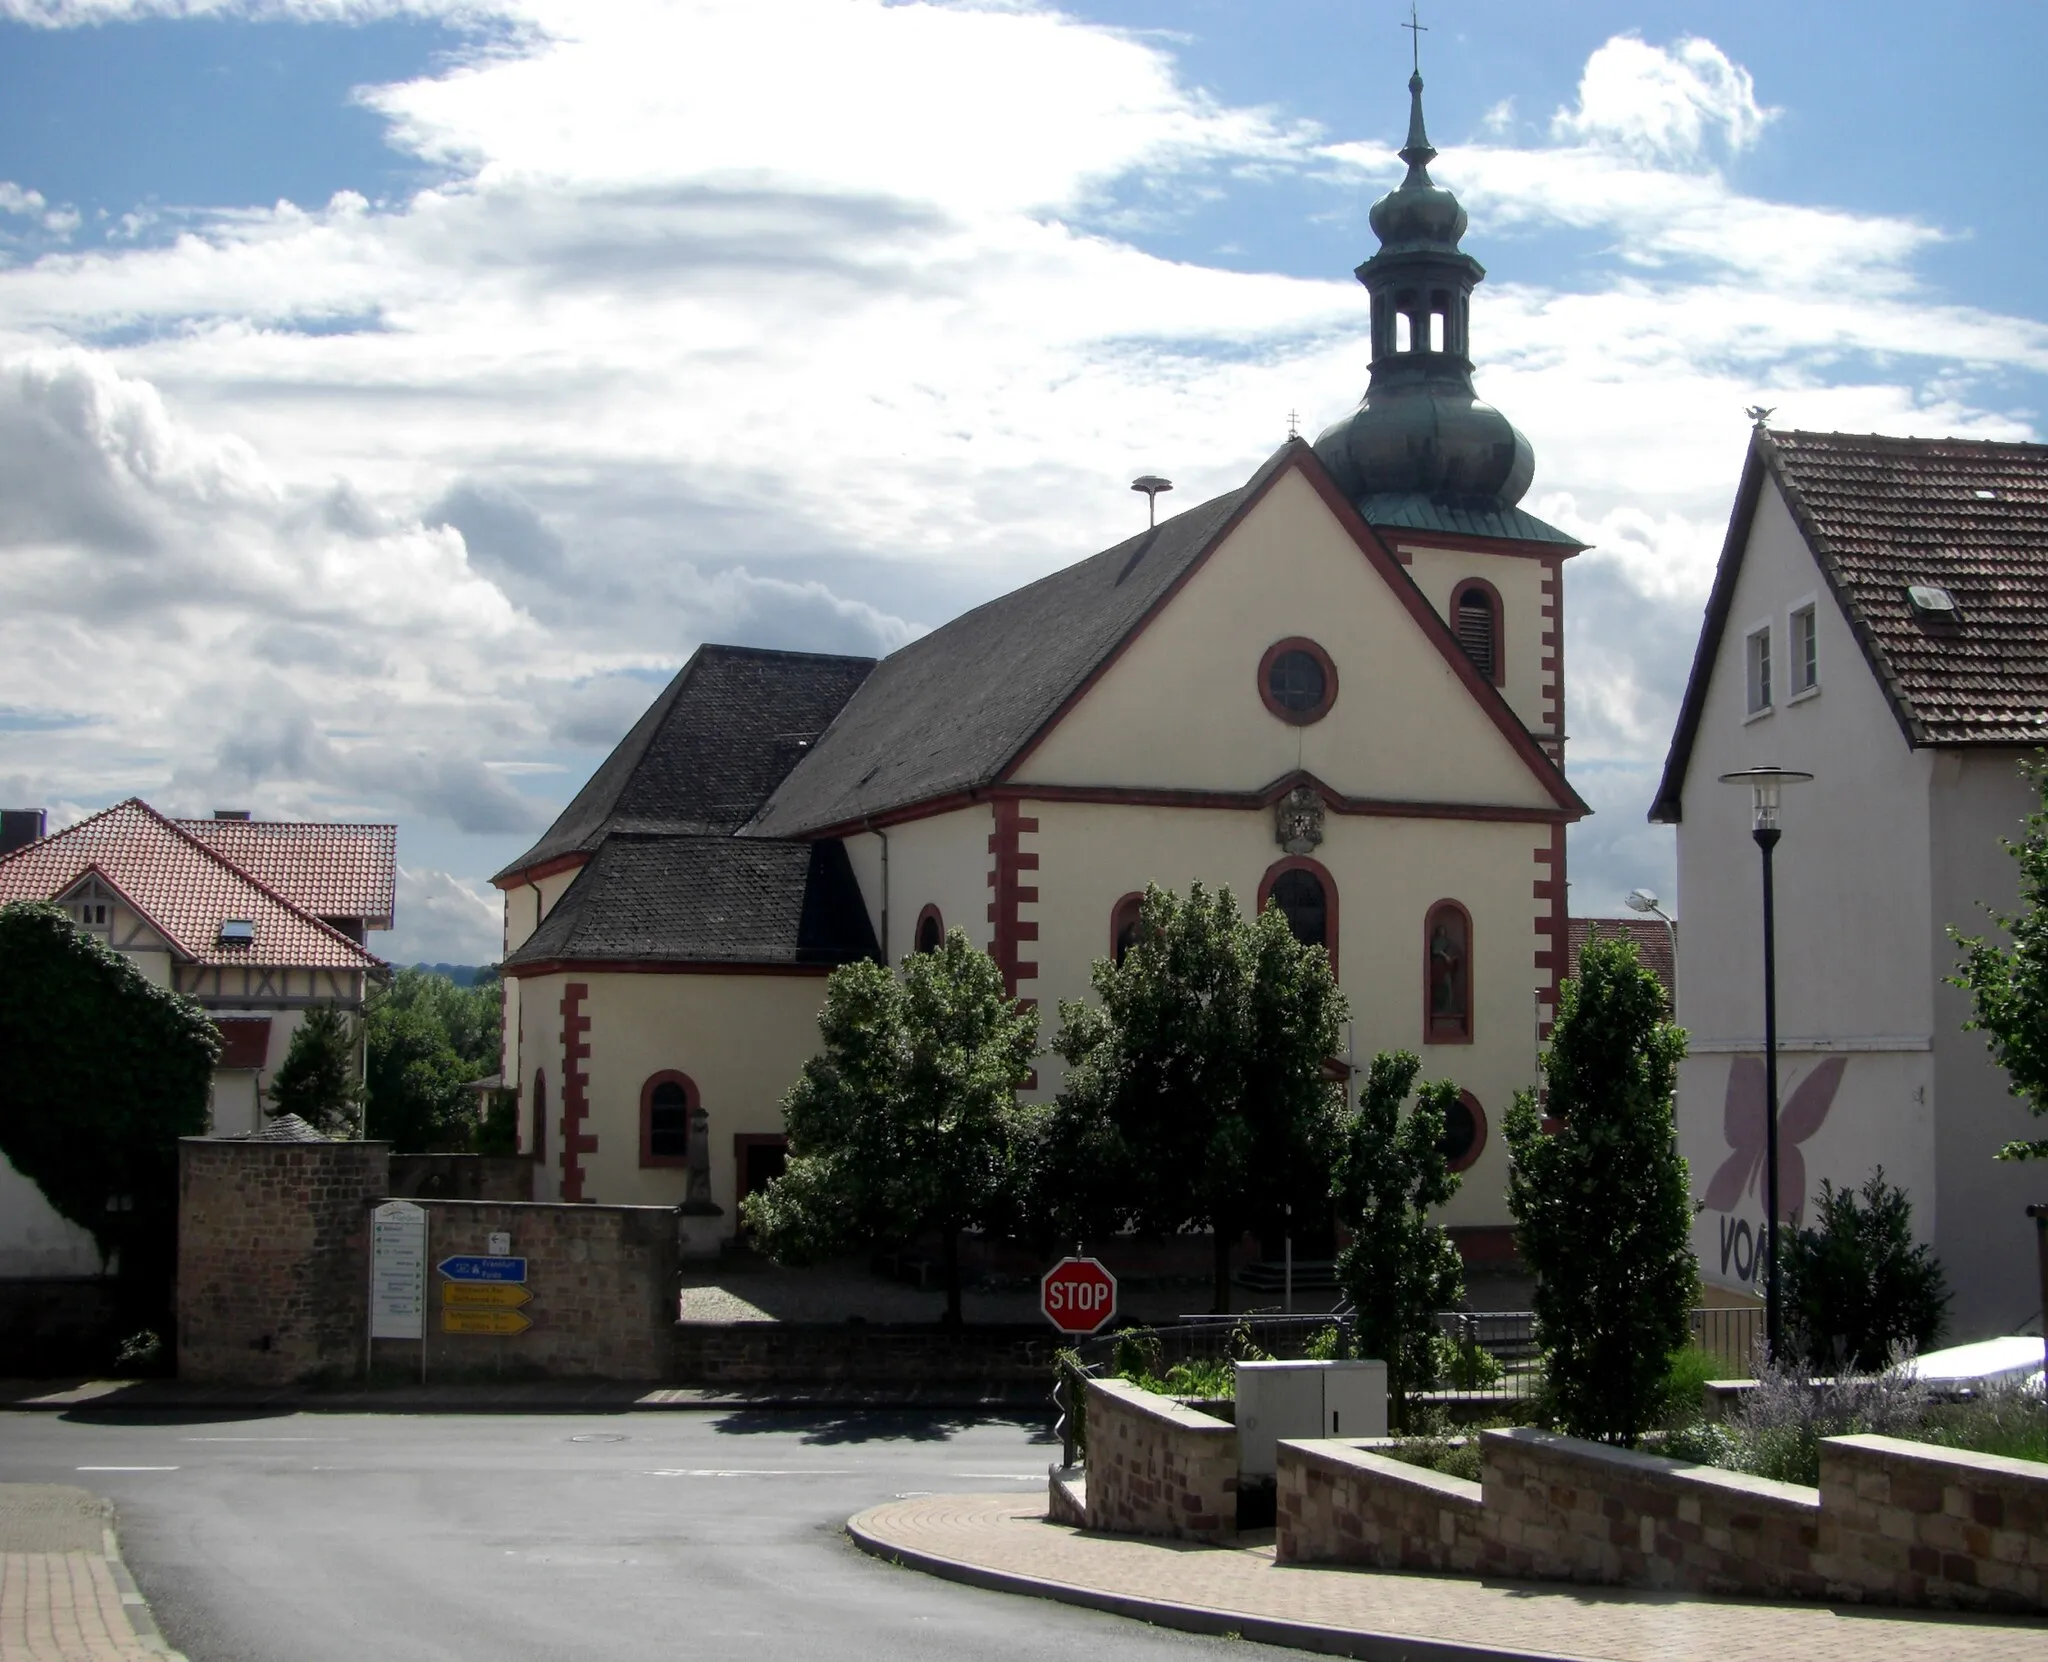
[1234,1359,1389,1477]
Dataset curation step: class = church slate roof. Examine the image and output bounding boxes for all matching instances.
[500,834,879,971]
[495,645,877,882]
[747,451,1282,838]
[1359,492,1583,549]
[1653,429,2048,821]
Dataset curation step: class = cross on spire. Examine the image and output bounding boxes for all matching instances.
[1402,4,1427,75]
[1287,409,1300,439]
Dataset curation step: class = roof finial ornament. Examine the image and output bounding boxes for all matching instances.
[1398,5,1436,176]
[1746,404,1776,429]
[1287,409,1300,440]
[1403,3,1428,76]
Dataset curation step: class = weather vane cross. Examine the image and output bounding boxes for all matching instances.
[1403,4,1427,74]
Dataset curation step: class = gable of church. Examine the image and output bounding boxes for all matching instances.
[1007,462,1577,812]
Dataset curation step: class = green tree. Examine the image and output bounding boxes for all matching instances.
[267,1002,363,1136]
[1506,937,1699,1445]
[1039,883,1347,1313]
[1950,755,2048,1160]
[0,901,217,1322]
[1780,1168,1948,1371]
[1334,1052,1466,1428]
[364,968,503,1152]
[743,929,1038,1324]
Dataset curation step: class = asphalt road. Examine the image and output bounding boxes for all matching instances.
[0,1407,1292,1661]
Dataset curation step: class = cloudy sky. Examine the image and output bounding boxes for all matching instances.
[1,0,2043,965]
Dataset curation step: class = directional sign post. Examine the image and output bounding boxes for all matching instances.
[369,1201,426,1341]
[438,1255,528,1283]
[442,1283,532,1310]
[1041,1255,1118,1337]
[441,1307,533,1336]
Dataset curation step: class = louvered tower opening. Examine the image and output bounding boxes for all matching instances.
[1456,587,1496,680]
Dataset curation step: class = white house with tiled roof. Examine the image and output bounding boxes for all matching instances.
[1654,426,2048,1340]
[494,67,1599,1264]
[0,799,390,1131]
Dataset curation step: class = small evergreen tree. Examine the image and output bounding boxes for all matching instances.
[744,929,1038,1324]
[267,1002,363,1136]
[1780,1168,1948,1371]
[1333,1051,1466,1428]
[1950,755,2048,1161]
[1038,883,1347,1312]
[1506,937,1698,1445]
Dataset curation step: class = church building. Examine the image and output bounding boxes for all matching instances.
[495,68,1591,1259]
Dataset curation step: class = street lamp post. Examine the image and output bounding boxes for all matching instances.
[1718,765,1813,1365]
[1625,888,1678,1003]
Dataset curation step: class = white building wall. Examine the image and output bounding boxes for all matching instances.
[1397,542,1552,740]
[846,805,994,965]
[0,1150,103,1277]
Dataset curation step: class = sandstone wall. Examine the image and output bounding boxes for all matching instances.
[1082,1377,1236,1543]
[1278,1439,1484,1573]
[177,1138,389,1386]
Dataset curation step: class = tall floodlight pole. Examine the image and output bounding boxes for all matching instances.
[1719,766,1813,1364]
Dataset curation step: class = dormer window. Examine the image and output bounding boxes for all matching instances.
[219,919,255,947]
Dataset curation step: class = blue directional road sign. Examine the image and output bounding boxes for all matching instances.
[437,1255,528,1283]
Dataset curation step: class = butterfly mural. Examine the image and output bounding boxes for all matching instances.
[1701,1053,1846,1219]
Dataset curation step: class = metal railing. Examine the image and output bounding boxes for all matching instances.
[1689,1305,1764,1377]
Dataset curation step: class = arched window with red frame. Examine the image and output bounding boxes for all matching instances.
[1453,579,1504,686]
[914,904,944,954]
[1110,892,1146,965]
[530,1069,547,1163]
[1425,900,1473,1043]
[1441,1090,1487,1173]
[1258,856,1338,976]
[641,1070,698,1168]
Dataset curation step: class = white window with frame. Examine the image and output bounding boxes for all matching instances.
[1788,600,1819,699]
[1744,623,1773,717]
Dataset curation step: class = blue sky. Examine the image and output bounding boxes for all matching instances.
[0,0,2043,962]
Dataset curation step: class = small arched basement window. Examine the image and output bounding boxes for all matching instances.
[1425,901,1473,1044]
[1260,858,1338,975]
[915,905,944,954]
[641,1071,697,1168]
[1455,582,1501,684]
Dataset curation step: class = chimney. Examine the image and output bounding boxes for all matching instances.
[0,809,45,856]
[213,809,253,820]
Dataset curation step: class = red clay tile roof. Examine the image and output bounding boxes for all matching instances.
[0,799,382,969]
[1768,430,2048,747]
[1656,428,2048,820]
[1568,916,1676,1004]
[175,817,395,927]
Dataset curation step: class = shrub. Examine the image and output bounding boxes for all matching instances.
[1779,1169,1948,1372]
[1442,1332,1505,1391]
[1304,1323,1346,1361]
[1386,1435,1481,1483]
[1660,1344,1723,1426]
[1726,1356,1929,1486]
[268,1002,363,1135]
[1160,1357,1236,1400]
[1919,1380,2048,1465]
[1112,1326,1163,1383]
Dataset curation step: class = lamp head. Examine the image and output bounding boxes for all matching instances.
[1717,765,1814,832]
[1626,889,1660,914]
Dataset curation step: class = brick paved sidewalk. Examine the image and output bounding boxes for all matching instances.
[0,1487,180,1662]
[849,1492,2048,1662]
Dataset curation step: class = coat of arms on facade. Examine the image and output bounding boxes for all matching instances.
[1274,785,1325,855]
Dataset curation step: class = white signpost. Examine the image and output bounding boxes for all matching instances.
[369,1200,427,1341]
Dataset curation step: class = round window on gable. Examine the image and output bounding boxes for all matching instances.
[1440,1091,1488,1174]
[1258,638,1338,725]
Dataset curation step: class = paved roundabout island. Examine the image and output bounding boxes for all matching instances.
[848,1490,2048,1662]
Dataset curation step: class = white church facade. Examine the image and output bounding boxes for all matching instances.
[495,68,1592,1260]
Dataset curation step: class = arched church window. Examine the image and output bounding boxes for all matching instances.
[1440,1091,1487,1173]
[1111,892,1146,965]
[1258,638,1338,725]
[1395,312,1413,353]
[530,1070,546,1163]
[1454,581,1502,684]
[1260,858,1338,974]
[641,1071,697,1168]
[1425,901,1473,1043]
[915,905,944,954]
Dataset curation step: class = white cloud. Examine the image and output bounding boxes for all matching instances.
[0,11,2037,925]
[1550,33,1775,166]
[0,182,47,215]
[384,863,503,965]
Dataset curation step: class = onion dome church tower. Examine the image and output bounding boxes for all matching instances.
[1315,63,1570,546]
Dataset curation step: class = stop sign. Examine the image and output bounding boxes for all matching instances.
[1040,1256,1118,1336]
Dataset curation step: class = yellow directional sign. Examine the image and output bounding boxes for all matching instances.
[441,1282,532,1310]
[441,1307,532,1336]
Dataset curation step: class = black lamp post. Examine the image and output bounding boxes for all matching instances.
[1718,764,1813,1364]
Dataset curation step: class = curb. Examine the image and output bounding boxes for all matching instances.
[4,1385,1050,1416]
[102,1526,187,1661]
[844,1506,1585,1662]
